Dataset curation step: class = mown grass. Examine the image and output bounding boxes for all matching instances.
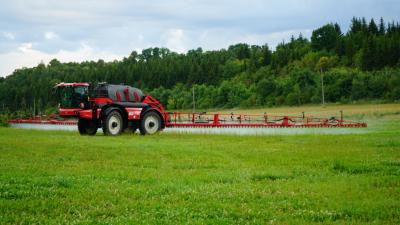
[0,104,399,224]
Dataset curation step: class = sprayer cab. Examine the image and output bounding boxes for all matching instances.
[54,82,90,117]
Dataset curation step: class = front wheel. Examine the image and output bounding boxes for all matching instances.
[102,110,124,136]
[78,119,97,135]
[139,111,161,135]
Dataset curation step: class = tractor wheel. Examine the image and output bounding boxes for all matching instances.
[78,119,87,135]
[139,111,161,135]
[102,110,124,136]
[78,119,97,135]
[85,120,98,135]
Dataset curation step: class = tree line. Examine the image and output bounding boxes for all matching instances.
[0,17,399,115]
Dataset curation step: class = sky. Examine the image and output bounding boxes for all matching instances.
[0,0,399,77]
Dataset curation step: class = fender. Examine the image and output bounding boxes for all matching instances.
[79,109,94,120]
[101,106,125,120]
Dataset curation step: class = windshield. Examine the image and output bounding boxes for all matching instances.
[57,86,88,108]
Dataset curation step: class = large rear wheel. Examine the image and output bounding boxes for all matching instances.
[139,111,161,135]
[102,110,124,136]
[78,119,97,135]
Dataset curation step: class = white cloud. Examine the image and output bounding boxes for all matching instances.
[162,29,187,53]
[138,34,144,42]
[0,42,123,77]
[2,32,15,40]
[44,31,58,40]
[18,42,33,52]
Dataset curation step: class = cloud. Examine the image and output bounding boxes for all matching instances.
[18,42,33,52]
[0,42,123,76]
[162,29,187,53]
[44,31,58,40]
[2,32,15,40]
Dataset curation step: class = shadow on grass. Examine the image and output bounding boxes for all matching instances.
[332,160,400,176]
[251,173,293,181]
[332,160,373,174]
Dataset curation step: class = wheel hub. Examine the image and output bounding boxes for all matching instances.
[108,115,121,135]
[145,115,159,134]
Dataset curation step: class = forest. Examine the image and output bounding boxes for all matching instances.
[0,17,399,115]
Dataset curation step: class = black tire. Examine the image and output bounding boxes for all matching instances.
[139,111,161,135]
[78,119,97,136]
[78,118,87,135]
[102,110,124,136]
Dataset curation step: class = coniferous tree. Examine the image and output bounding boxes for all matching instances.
[379,17,386,35]
[361,17,368,33]
[368,19,379,35]
[361,36,377,70]
[350,17,362,33]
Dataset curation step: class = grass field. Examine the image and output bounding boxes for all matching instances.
[1,103,399,224]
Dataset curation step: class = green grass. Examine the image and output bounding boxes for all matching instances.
[1,105,400,224]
